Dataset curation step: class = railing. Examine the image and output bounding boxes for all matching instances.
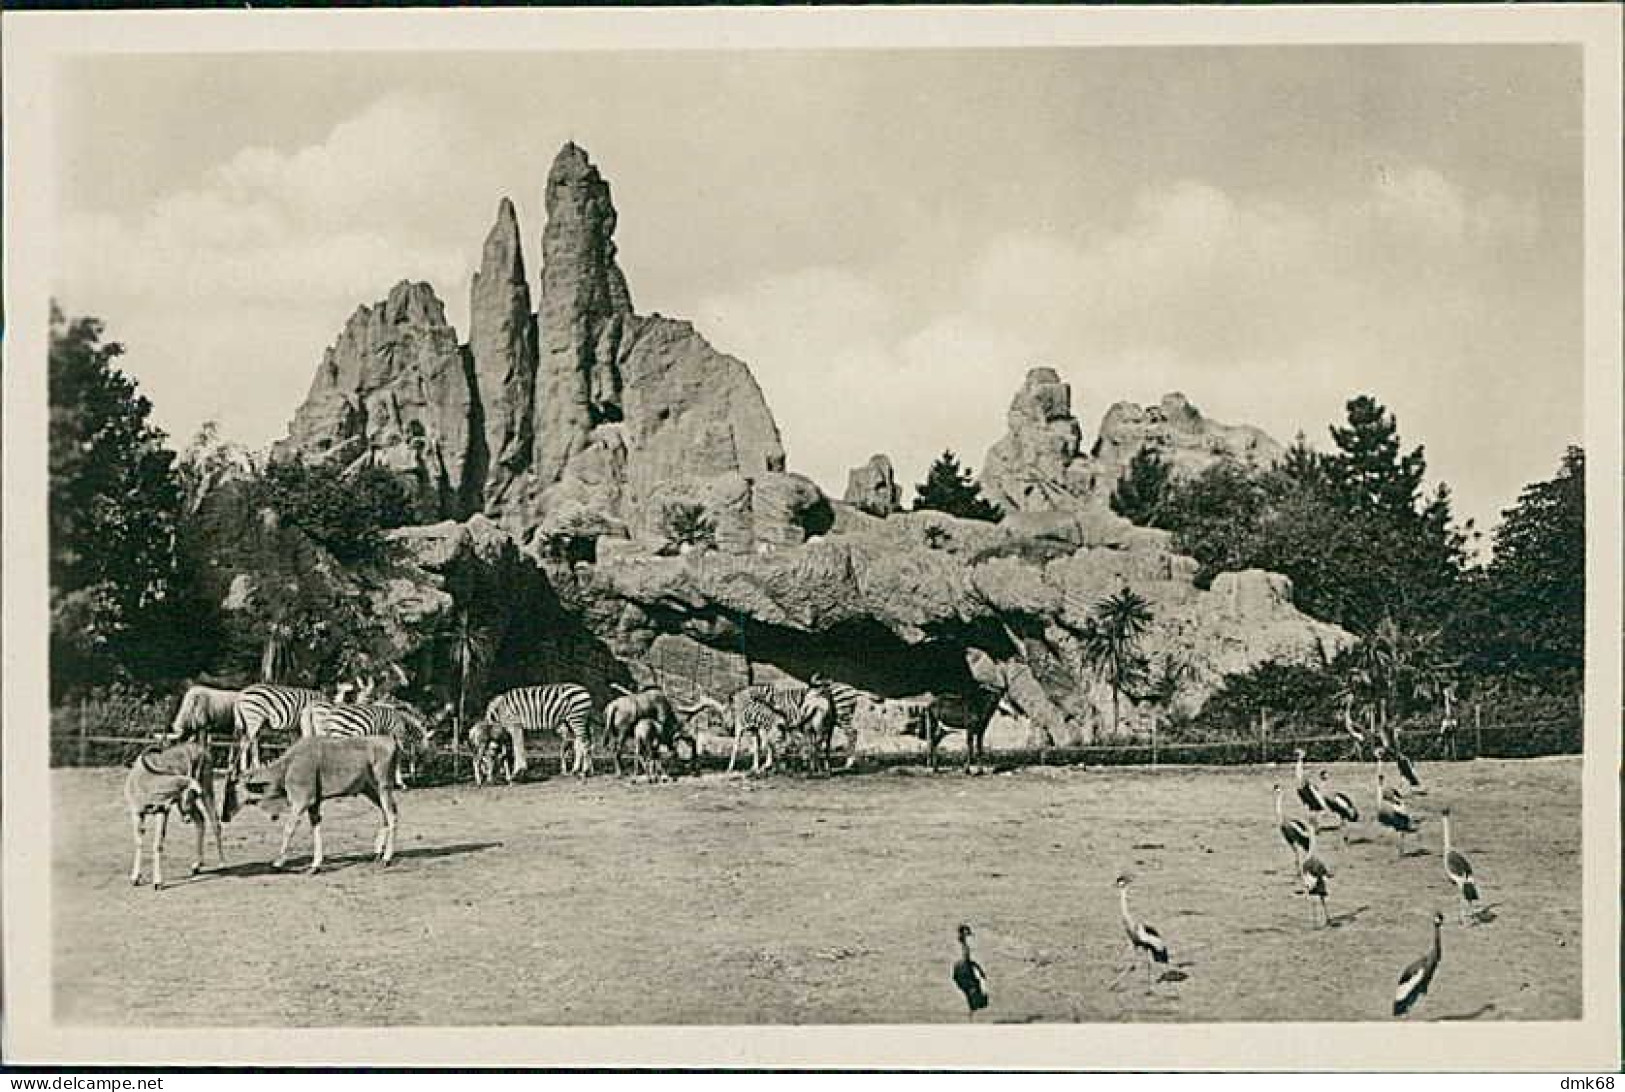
[49,705,1581,778]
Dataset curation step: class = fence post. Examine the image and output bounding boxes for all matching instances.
[78,700,89,766]
[1474,702,1482,758]
[1258,709,1268,765]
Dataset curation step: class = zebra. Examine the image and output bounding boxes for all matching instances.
[299,699,429,790]
[727,685,806,774]
[476,684,596,779]
[796,676,872,773]
[234,684,326,773]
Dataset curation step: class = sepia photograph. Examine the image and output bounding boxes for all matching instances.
[3,5,1620,1071]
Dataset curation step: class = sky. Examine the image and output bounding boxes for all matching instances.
[53,46,1584,540]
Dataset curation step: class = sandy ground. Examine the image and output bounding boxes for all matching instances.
[53,756,1580,1026]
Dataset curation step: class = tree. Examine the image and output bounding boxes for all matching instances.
[1079,587,1154,735]
[1464,446,1584,686]
[912,450,1002,522]
[434,606,499,746]
[1109,446,1173,526]
[1159,459,1272,586]
[660,501,716,552]
[49,303,198,693]
[251,458,412,565]
[1325,395,1427,516]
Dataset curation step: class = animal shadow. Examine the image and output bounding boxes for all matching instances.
[1439,1002,1498,1021]
[1472,903,1503,925]
[1157,969,1191,984]
[1328,904,1373,928]
[215,841,500,878]
[1402,847,1432,858]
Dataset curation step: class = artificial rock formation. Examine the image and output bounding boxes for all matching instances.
[980,367,1114,514]
[981,370,1285,514]
[844,454,901,516]
[274,280,480,521]
[1093,393,1282,481]
[276,143,787,542]
[468,198,538,503]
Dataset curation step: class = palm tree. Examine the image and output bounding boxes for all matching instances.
[1079,587,1155,736]
[437,606,498,747]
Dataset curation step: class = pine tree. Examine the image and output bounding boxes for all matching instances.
[912,450,1002,522]
[1109,446,1173,526]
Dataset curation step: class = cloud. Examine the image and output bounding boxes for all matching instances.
[55,92,486,450]
[698,165,1569,532]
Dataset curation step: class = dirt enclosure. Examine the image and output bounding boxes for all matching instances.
[54,756,1580,1026]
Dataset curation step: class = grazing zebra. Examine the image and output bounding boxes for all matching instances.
[794,676,871,774]
[727,685,806,774]
[234,684,326,773]
[477,684,596,779]
[300,699,429,790]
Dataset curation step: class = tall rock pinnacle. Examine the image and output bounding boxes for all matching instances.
[534,142,635,484]
[469,197,538,501]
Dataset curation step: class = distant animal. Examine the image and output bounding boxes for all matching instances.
[952,924,990,1019]
[604,686,695,776]
[1294,747,1328,822]
[1299,828,1333,928]
[1393,912,1445,1017]
[468,720,515,786]
[1319,770,1361,844]
[225,735,400,874]
[726,685,806,774]
[233,683,326,773]
[167,685,243,743]
[1440,807,1481,925]
[897,685,1010,773]
[1392,748,1424,791]
[476,684,596,779]
[299,698,429,790]
[1273,783,1313,870]
[793,678,845,776]
[1114,874,1169,991]
[1375,768,1422,856]
[124,739,227,890]
[628,717,673,781]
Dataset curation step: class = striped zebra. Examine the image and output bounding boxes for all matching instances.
[234,684,325,773]
[477,684,596,779]
[795,676,871,774]
[299,699,429,790]
[727,685,804,774]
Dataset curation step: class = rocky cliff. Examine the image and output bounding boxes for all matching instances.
[275,143,785,545]
[980,369,1285,514]
[262,143,1344,742]
[273,280,481,521]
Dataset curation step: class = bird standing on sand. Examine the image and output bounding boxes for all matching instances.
[1319,770,1361,844]
[1299,827,1333,927]
[1375,767,1421,857]
[1114,874,1170,991]
[1294,748,1328,826]
[952,924,989,1020]
[1393,912,1445,1016]
[1274,783,1313,871]
[1440,807,1481,925]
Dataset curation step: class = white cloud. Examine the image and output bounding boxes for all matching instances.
[55,92,485,451]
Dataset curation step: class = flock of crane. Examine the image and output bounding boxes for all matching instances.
[953,739,1481,1022]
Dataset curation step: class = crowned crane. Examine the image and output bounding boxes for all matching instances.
[1318,770,1361,845]
[952,924,990,1020]
[1375,769,1421,857]
[1298,827,1333,927]
[1294,748,1328,825]
[1392,747,1424,792]
[1440,807,1481,925]
[1114,874,1170,992]
[1393,912,1445,1017]
[1274,783,1313,873]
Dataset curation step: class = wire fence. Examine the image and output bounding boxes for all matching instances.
[49,688,1582,781]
